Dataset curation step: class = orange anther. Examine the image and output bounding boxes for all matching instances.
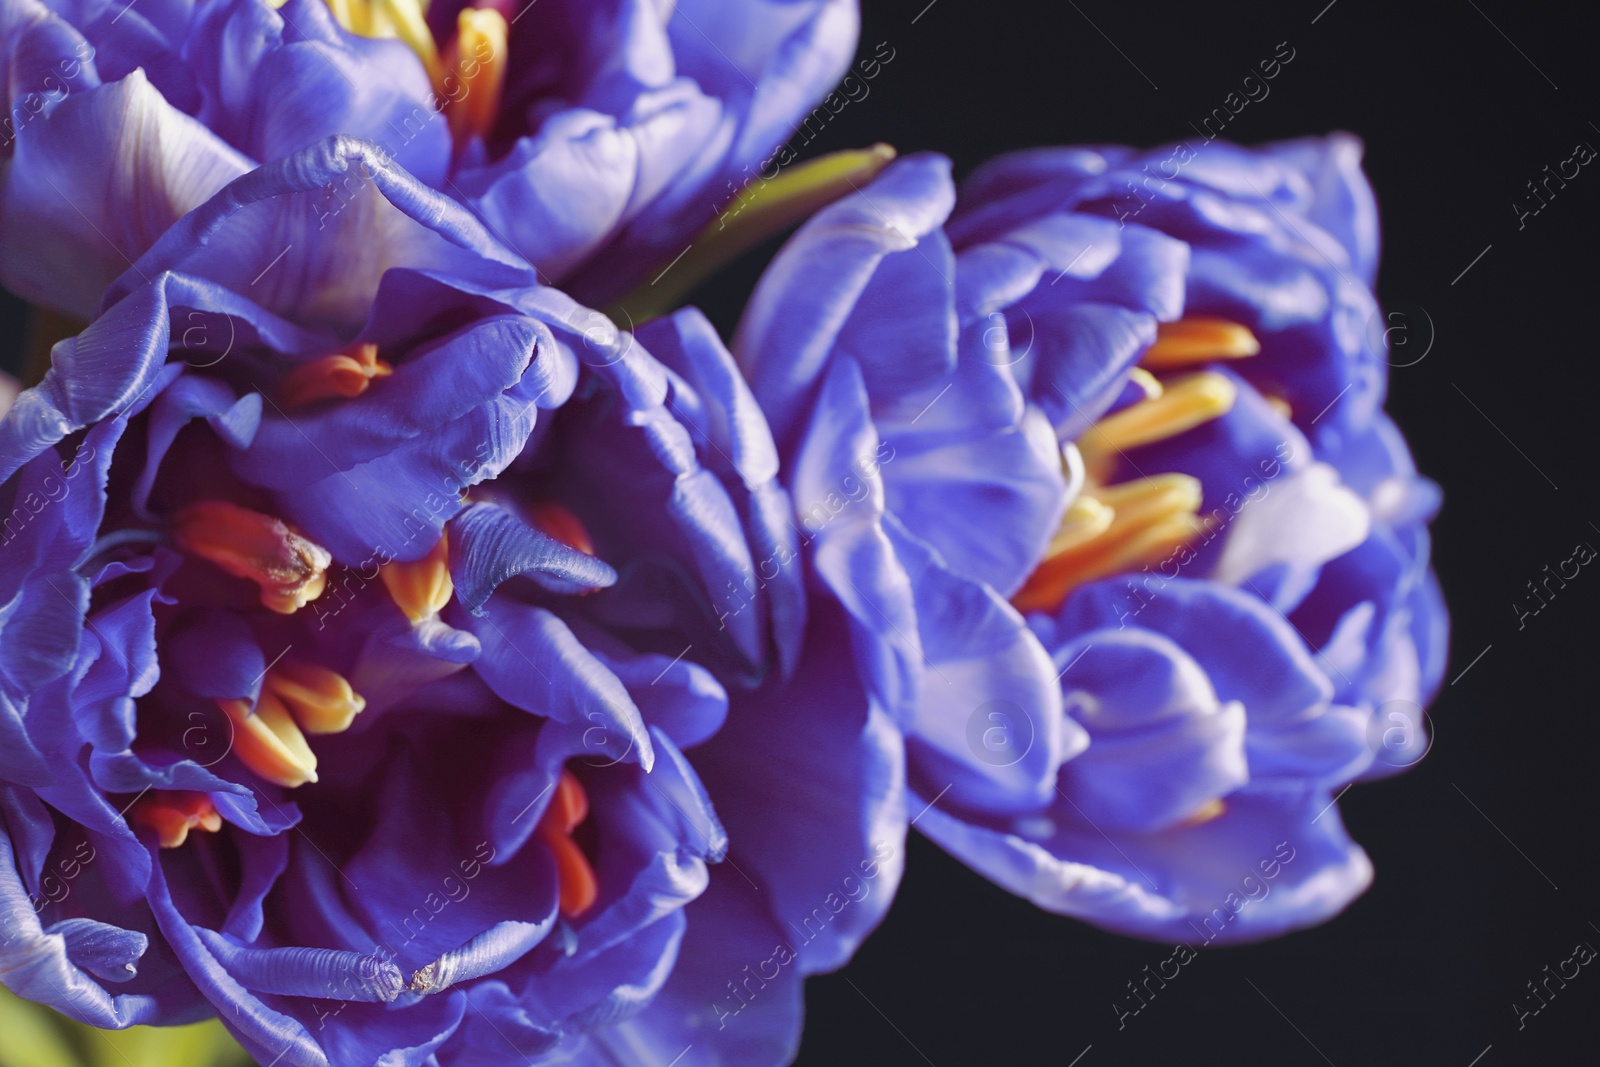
[130,791,223,849]
[280,343,393,408]
[380,536,453,622]
[536,770,597,918]
[174,501,331,614]
[218,693,319,788]
[1141,318,1261,370]
[264,662,366,735]
[442,8,507,145]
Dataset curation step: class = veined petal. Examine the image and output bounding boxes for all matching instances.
[447,501,618,613]
[1,70,250,316]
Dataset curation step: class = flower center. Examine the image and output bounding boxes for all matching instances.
[214,663,366,789]
[536,770,598,919]
[1013,319,1262,614]
[312,0,509,146]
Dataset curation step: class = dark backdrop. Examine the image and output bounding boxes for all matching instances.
[3,1,1596,1064]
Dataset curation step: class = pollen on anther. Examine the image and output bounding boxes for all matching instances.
[174,501,332,615]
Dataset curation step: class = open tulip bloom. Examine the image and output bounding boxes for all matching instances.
[0,1,1443,1063]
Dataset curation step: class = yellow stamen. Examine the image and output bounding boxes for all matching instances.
[1265,394,1293,420]
[1124,366,1163,402]
[380,536,453,622]
[219,694,319,788]
[318,0,443,89]
[174,502,332,615]
[1094,473,1205,530]
[1013,475,1206,614]
[280,343,393,408]
[1141,318,1261,370]
[1044,495,1115,557]
[264,662,366,735]
[442,7,508,144]
[130,791,223,849]
[1177,797,1228,828]
[1078,371,1238,465]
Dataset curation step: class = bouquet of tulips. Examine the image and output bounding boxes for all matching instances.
[0,2,1443,1064]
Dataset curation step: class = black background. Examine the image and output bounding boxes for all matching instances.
[4,1,1598,1063]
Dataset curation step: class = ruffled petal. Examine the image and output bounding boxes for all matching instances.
[448,501,618,613]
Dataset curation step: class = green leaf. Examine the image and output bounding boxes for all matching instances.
[0,986,252,1067]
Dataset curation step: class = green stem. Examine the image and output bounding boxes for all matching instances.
[606,143,897,324]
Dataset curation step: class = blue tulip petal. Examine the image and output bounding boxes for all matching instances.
[189,0,448,183]
[790,355,919,724]
[1056,578,1372,787]
[0,824,164,1028]
[875,349,1066,597]
[234,315,539,489]
[275,388,538,564]
[738,154,956,452]
[342,764,559,984]
[437,981,560,1065]
[101,136,535,329]
[192,927,405,1003]
[0,70,250,315]
[466,598,654,772]
[47,917,147,984]
[887,513,1068,815]
[577,623,728,750]
[586,874,803,1067]
[133,375,260,515]
[688,601,905,975]
[638,307,807,676]
[1053,630,1250,833]
[166,609,265,702]
[918,783,1372,945]
[447,501,618,614]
